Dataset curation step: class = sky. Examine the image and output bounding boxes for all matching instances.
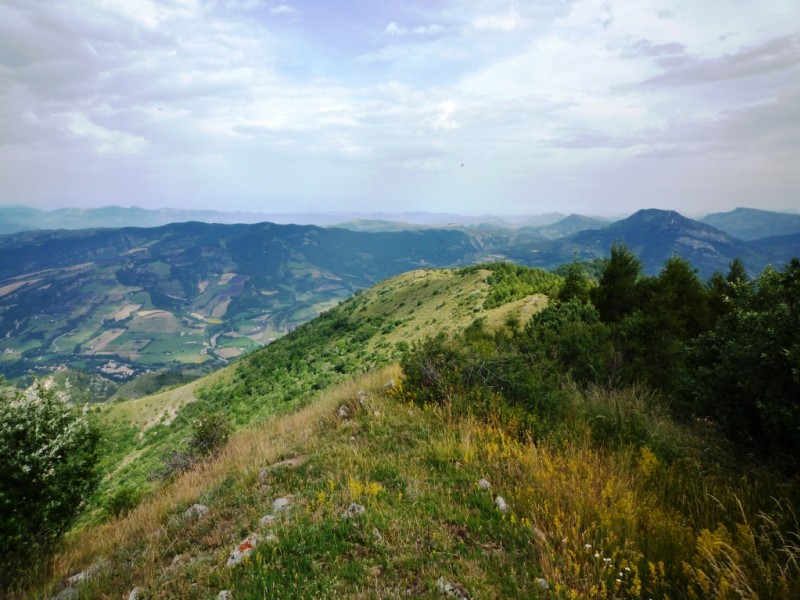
[1,0,799,218]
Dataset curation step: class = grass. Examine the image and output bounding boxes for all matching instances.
[19,368,799,599]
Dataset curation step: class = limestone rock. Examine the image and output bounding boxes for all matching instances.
[477,479,491,490]
[494,496,508,513]
[436,577,470,599]
[272,496,293,512]
[337,404,351,419]
[51,588,79,600]
[183,503,209,520]
[66,560,109,586]
[341,503,366,519]
[536,577,550,591]
[218,591,233,600]
[258,456,307,482]
[227,534,258,567]
[128,586,145,600]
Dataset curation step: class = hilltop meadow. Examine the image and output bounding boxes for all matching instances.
[1,251,798,599]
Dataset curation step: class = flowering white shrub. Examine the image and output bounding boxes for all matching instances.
[0,378,100,576]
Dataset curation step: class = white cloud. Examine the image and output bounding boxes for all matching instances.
[386,22,444,36]
[66,112,149,154]
[270,4,298,16]
[472,8,532,32]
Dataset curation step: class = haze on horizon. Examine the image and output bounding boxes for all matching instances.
[1,0,798,218]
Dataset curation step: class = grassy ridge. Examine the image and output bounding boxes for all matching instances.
[15,261,799,598]
[86,267,557,522]
[27,370,798,599]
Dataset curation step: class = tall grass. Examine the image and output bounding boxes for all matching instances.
[19,368,799,599]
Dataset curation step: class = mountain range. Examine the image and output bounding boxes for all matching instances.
[1,207,798,381]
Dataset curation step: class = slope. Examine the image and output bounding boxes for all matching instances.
[0,222,483,379]
[88,265,560,522]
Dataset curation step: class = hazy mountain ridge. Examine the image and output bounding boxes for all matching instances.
[700,207,800,240]
[1,208,796,380]
[507,209,768,276]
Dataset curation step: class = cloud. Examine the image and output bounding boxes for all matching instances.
[385,22,444,36]
[270,4,298,16]
[66,112,150,154]
[643,34,800,87]
[472,8,532,32]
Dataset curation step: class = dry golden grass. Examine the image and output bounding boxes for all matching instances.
[37,366,400,598]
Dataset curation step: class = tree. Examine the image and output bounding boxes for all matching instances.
[0,379,101,578]
[681,259,800,457]
[558,261,592,304]
[591,243,644,322]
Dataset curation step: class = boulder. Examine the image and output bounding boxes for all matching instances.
[226,533,277,567]
[271,496,293,512]
[128,586,145,600]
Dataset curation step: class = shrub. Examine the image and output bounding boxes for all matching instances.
[189,412,231,457]
[0,379,100,580]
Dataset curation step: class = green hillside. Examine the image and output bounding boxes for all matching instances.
[5,258,800,599]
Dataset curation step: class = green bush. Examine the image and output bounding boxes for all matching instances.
[104,483,143,518]
[189,412,231,457]
[0,379,100,581]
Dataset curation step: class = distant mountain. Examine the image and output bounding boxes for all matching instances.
[700,207,800,241]
[518,214,611,240]
[332,219,432,232]
[2,208,797,380]
[748,233,800,267]
[507,209,765,277]
[0,222,484,379]
[0,205,573,234]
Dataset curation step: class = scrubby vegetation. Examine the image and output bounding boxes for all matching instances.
[4,255,799,599]
[0,379,100,584]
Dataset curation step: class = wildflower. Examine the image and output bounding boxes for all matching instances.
[584,543,592,550]
[594,552,601,558]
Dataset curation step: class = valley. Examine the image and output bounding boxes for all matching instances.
[1,208,799,384]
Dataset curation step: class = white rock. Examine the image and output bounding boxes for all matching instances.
[494,496,508,513]
[536,577,550,590]
[340,503,366,519]
[477,479,491,490]
[128,586,145,600]
[218,591,233,600]
[258,456,307,481]
[372,527,383,541]
[337,404,351,418]
[227,533,272,567]
[66,560,108,586]
[272,496,293,512]
[436,576,470,598]
[183,503,209,520]
[51,589,79,600]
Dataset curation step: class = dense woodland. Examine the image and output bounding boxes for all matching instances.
[406,248,799,461]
